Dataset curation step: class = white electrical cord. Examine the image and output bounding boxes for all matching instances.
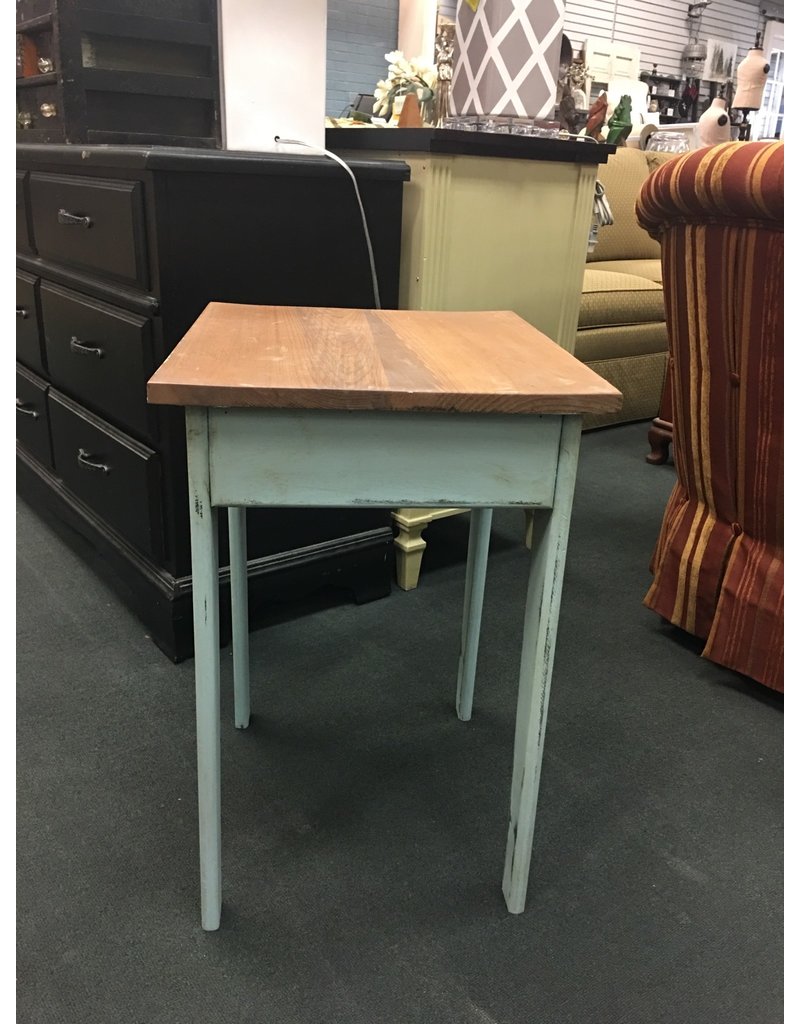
[274,136,382,310]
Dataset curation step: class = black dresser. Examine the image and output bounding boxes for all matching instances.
[16,144,409,660]
[17,0,222,148]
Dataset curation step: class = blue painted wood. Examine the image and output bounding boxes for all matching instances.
[456,508,493,722]
[208,409,561,509]
[183,397,589,928]
[185,407,223,931]
[502,415,583,914]
[228,506,251,730]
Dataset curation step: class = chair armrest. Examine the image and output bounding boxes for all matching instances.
[635,141,784,236]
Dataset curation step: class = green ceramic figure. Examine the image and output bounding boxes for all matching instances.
[606,95,633,146]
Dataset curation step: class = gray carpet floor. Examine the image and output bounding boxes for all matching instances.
[17,421,783,1024]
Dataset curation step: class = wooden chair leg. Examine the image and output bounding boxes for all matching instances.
[646,355,675,465]
[646,417,673,465]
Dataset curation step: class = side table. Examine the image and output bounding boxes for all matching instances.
[147,303,621,931]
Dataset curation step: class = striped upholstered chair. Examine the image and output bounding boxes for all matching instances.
[635,141,784,692]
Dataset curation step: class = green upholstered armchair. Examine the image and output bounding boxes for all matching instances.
[635,141,784,692]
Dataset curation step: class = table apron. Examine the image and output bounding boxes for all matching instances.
[203,408,567,508]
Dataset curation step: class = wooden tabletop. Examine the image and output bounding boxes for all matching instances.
[147,303,622,415]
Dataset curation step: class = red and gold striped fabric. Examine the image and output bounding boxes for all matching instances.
[635,141,783,692]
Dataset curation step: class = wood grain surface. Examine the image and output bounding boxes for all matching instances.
[147,303,622,415]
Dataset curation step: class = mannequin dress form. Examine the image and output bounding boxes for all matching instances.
[733,47,770,109]
[698,97,731,146]
[733,46,770,139]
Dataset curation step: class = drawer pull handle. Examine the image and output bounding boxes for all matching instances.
[70,336,104,358]
[77,448,110,474]
[37,57,54,74]
[58,208,93,228]
[16,307,29,319]
[16,399,39,419]
[40,102,57,118]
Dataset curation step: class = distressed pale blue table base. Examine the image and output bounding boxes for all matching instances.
[185,406,583,931]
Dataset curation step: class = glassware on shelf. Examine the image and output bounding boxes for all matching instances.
[646,130,691,153]
[439,114,573,139]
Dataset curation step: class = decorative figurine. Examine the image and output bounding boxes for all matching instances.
[568,58,588,106]
[558,92,579,134]
[605,94,633,146]
[585,91,608,140]
[432,25,455,127]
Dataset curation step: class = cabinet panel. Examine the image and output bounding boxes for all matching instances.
[17,269,45,374]
[29,172,149,289]
[40,282,156,440]
[17,0,52,24]
[16,363,53,469]
[48,389,163,560]
[16,81,61,133]
[16,0,220,148]
[17,170,34,253]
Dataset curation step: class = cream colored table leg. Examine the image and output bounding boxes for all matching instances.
[391,507,465,590]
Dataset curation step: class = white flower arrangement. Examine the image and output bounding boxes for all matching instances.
[373,50,438,118]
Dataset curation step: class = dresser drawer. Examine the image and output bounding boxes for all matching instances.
[17,269,45,374]
[17,171,34,253]
[29,172,149,290]
[48,389,163,560]
[40,282,156,440]
[16,363,54,470]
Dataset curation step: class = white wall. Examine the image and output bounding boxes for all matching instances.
[397,0,438,63]
[219,0,327,152]
[562,0,783,79]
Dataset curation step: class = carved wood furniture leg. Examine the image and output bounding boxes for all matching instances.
[456,508,493,722]
[185,408,223,932]
[503,417,582,913]
[228,506,251,730]
[646,357,674,464]
[391,507,463,590]
[645,417,674,464]
[392,509,429,590]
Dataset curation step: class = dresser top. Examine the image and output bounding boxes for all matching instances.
[16,143,409,181]
[326,127,615,166]
[147,304,621,416]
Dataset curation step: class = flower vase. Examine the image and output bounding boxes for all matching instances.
[420,92,435,127]
[388,95,404,126]
[397,91,423,127]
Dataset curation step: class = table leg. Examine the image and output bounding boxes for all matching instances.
[186,408,223,931]
[502,416,582,914]
[456,508,493,722]
[228,507,251,729]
